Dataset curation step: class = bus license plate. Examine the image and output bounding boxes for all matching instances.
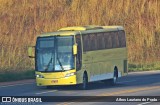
[51,80,58,83]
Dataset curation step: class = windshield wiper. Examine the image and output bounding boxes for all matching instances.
[57,56,64,71]
[45,57,52,71]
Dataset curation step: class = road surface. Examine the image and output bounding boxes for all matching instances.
[0,70,160,105]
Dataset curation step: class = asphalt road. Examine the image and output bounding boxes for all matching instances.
[0,70,160,105]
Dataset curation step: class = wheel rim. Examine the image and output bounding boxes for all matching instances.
[113,69,118,84]
[113,76,117,83]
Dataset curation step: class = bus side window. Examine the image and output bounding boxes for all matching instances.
[108,32,112,49]
[102,33,106,49]
[104,32,109,49]
[76,35,82,70]
[118,31,126,47]
[83,34,90,51]
[90,34,95,51]
[115,32,119,48]
[94,34,98,50]
[97,33,104,50]
[121,31,126,47]
[118,31,122,47]
[111,32,117,48]
[87,35,91,51]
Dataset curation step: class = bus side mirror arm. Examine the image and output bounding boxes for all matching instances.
[28,46,35,58]
[73,44,77,55]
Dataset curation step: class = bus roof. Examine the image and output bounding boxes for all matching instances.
[38,26,124,37]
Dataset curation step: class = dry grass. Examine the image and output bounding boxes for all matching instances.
[0,0,160,72]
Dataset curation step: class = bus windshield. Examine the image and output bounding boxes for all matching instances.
[36,36,74,72]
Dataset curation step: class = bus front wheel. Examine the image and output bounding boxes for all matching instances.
[79,73,88,90]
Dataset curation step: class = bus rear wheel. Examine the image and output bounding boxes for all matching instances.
[109,68,118,85]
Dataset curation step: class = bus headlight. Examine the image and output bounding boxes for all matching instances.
[65,72,75,77]
[36,74,44,78]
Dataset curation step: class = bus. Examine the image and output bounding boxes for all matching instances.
[28,25,128,89]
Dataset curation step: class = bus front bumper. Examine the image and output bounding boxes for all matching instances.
[36,75,77,86]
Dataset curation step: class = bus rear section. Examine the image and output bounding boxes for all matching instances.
[75,26,127,89]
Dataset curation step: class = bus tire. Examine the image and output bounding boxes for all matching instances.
[110,67,118,85]
[79,73,88,90]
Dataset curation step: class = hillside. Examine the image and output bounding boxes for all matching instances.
[0,0,160,72]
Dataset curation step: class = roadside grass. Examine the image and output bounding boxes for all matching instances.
[0,70,35,82]
[128,62,160,72]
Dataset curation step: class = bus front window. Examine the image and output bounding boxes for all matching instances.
[36,36,74,72]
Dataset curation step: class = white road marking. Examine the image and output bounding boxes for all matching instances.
[137,102,152,105]
[117,80,137,84]
[36,90,57,94]
[0,82,34,88]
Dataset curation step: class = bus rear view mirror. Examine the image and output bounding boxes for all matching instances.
[28,46,35,58]
[73,44,77,55]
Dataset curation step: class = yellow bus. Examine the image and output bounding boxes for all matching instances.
[28,25,128,89]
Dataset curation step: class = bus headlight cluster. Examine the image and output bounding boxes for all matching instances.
[36,74,44,78]
[65,72,75,77]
